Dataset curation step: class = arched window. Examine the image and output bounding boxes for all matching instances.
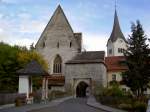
[53,55,62,74]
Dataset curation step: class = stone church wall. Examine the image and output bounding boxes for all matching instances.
[37,47,78,74]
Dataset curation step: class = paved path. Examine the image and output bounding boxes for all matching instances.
[29,98,106,112]
[0,97,72,112]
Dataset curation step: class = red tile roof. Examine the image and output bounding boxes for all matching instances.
[46,75,65,86]
[105,56,128,72]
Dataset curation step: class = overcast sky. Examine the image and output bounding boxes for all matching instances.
[0,0,150,51]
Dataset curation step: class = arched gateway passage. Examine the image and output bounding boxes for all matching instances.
[76,81,89,97]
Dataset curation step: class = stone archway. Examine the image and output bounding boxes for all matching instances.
[76,81,89,97]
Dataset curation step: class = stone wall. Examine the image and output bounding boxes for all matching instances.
[65,63,107,95]
[35,5,81,75]
[36,24,80,74]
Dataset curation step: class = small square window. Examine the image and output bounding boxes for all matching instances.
[112,74,116,81]
[118,48,124,53]
[109,49,112,54]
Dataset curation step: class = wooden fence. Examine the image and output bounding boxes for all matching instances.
[0,93,26,105]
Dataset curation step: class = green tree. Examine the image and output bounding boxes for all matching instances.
[0,42,48,92]
[0,42,22,92]
[30,43,35,51]
[123,20,150,97]
[17,50,48,90]
[17,50,48,71]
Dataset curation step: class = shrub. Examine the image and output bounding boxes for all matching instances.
[94,83,148,111]
[119,103,132,111]
[109,80,119,86]
[102,85,125,97]
[93,83,104,96]
[133,101,147,112]
[95,84,134,109]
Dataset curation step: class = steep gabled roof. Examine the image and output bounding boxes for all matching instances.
[66,51,105,64]
[17,60,48,76]
[35,5,74,47]
[107,10,126,44]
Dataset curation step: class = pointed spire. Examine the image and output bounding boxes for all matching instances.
[108,9,126,43]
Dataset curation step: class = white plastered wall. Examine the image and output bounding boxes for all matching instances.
[107,38,127,57]
[19,76,30,98]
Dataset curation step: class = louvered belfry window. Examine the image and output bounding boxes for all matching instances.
[53,55,62,73]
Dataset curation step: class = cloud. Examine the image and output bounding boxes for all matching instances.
[0,0,149,50]
[83,32,108,52]
[0,12,46,48]
[19,20,46,33]
[10,37,35,48]
[1,0,31,4]
[0,18,17,40]
[0,28,3,34]
[0,14,4,19]
[1,0,19,4]
[1,0,50,5]
[17,13,31,19]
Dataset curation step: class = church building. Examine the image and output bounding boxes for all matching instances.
[35,5,128,97]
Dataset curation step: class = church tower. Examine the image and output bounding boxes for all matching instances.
[107,10,127,57]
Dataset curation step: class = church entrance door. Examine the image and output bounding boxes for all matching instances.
[76,81,88,97]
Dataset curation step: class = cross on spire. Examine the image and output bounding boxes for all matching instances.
[115,0,117,10]
[107,0,127,43]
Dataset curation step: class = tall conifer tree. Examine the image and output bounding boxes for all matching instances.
[123,20,150,97]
